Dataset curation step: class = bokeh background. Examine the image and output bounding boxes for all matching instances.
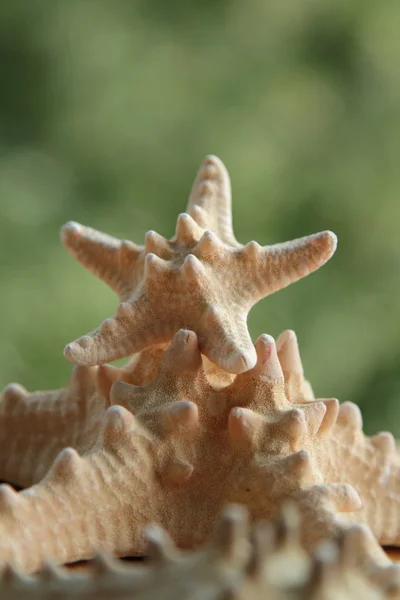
[0,0,399,434]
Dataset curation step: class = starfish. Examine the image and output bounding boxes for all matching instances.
[0,504,391,600]
[0,328,331,491]
[61,155,337,374]
[0,342,231,490]
[0,330,398,581]
[0,505,249,600]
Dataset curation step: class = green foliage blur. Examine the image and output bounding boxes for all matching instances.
[0,0,399,435]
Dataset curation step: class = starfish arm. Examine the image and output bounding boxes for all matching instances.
[0,561,149,598]
[198,305,257,374]
[64,296,173,367]
[295,484,399,587]
[276,329,315,403]
[186,155,238,246]
[0,506,249,598]
[244,502,397,597]
[238,231,337,302]
[0,505,392,599]
[61,222,142,300]
[320,403,400,546]
[0,367,106,488]
[0,407,155,573]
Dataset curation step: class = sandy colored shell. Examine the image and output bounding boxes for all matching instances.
[0,505,391,600]
[61,155,337,373]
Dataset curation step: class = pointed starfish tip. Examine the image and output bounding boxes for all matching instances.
[224,347,257,374]
[256,333,275,349]
[60,220,82,240]
[175,328,198,344]
[277,329,297,345]
[201,154,226,170]
[252,334,284,379]
[64,341,89,365]
[314,230,338,258]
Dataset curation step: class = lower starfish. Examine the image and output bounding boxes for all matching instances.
[0,504,392,600]
[234,503,390,599]
[0,330,398,580]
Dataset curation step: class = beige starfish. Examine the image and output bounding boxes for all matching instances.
[0,506,248,600]
[0,330,398,581]
[0,505,391,599]
[61,155,337,373]
[0,342,231,490]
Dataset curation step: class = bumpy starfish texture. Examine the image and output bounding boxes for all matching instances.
[0,366,107,488]
[96,344,167,403]
[0,505,393,600]
[0,330,398,583]
[61,155,337,374]
[0,342,231,491]
[96,343,234,399]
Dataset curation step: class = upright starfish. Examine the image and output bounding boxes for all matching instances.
[0,330,398,582]
[61,155,337,373]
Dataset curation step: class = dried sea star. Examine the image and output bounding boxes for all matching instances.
[0,344,227,489]
[61,155,337,373]
[0,329,398,585]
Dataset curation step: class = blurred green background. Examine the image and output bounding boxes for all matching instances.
[0,0,399,435]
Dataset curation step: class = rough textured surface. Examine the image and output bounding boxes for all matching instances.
[61,155,337,373]
[0,328,398,586]
[0,367,106,488]
[0,344,230,490]
[0,505,392,599]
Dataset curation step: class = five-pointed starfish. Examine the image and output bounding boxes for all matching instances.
[61,155,337,373]
[0,330,397,582]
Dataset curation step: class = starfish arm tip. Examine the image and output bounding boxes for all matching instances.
[60,221,82,242]
[203,154,223,167]
[64,341,89,365]
[317,230,338,259]
[224,347,257,374]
